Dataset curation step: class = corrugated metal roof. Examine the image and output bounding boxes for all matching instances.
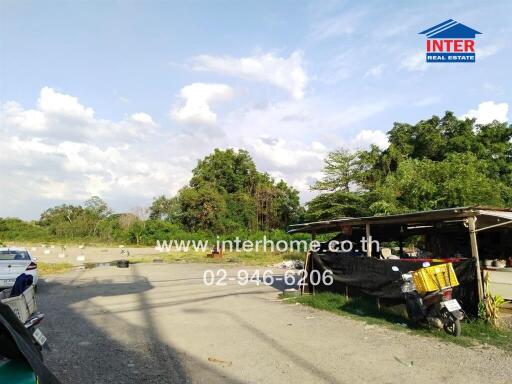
[288,206,512,234]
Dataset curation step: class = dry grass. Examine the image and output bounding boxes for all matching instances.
[37,262,74,276]
[128,250,305,266]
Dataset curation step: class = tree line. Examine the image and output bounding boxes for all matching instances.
[1,111,510,244]
[306,111,512,220]
[0,149,304,244]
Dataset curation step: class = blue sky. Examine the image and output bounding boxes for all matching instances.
[1,0,511,219]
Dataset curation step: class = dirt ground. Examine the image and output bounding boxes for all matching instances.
[36,263,512,384]
[21,244,160,264]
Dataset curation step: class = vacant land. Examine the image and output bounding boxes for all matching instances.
[20,244,304,267]
[37,263,512,384]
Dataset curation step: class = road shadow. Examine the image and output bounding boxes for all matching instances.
[37,267,246,384]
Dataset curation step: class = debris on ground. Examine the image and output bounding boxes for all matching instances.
[394,356,414,368]
[208,357,233,367]
[274,260,304,269]
[283,288,300,296]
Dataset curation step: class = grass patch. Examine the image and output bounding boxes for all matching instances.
[283,292,512,351]
[129,250,305,266]
[37,262,74,276]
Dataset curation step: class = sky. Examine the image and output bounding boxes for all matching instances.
[0,0,511,220]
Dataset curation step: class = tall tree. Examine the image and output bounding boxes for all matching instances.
[311,149,361,192]
[190,149,258,194]
[83,196,112,218]
[307,112,512,220]
[149,195,181,222]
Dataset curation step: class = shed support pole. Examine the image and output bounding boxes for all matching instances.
[468,216,484,302]
[311,231,316,295]
[366,223,372,257]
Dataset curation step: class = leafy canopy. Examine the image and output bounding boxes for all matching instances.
[307,112,512,220]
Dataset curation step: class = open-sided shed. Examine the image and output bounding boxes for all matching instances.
[289,207,512,303]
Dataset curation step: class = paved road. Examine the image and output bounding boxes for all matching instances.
[37,263,511,384]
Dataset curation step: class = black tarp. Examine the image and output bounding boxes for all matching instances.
[305,252,479,316]
[0,302,61,384]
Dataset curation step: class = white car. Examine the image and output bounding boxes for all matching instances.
[0,247,39,289]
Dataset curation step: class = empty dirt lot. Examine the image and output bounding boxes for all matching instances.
[37,263,511,384]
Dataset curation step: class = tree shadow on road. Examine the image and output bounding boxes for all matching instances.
[37,267,246,384]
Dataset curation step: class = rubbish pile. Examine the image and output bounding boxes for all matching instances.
[274,260,304,270]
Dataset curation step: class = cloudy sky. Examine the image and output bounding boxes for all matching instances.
[1,1,511,219]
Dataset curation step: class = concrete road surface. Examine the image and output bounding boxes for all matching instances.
[37,263,512,384]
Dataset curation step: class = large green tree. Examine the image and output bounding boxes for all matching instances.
[179,186,227,232]
[307,112,512,220]
[148,195,181,222]
[190,149,259,194]
[180,149,302,232]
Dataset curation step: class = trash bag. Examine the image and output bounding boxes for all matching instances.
[10,274,34,297]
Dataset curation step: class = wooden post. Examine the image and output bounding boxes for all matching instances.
[366,223,372,257]
[468,216,484,302]
[311,231,316,295]
[399,226,404,258]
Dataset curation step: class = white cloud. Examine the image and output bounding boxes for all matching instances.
[190,51,308,99]
[171,82,234,125]
[131,112,156,125]
[311,9,367,40]
[0,88,185,218]
[478,44,503,60]
[1,87,392,217]
[1,101,46,132]
[350,130,389,150]
[400,51,427,72]
[37,86,94,119]
[0,87,154,141]
[461,101,509,124]
[413,96,440,107]
[364,65,384,78]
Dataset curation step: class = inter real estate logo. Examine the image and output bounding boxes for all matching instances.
[419,19,481,63]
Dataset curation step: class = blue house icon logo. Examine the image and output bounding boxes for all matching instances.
[419,20,482,63]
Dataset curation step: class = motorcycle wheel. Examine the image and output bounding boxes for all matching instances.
[444,318,461,337]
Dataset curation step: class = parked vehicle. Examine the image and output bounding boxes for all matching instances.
[0,303,57,383]
[392,262,464,336]
[0,248,39,290]
[0,277,58,383]
[1,283,47,358]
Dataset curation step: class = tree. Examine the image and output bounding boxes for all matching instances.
[372,153,509,212]
[273,180,303,227]
[179,186,226,232]
[307,112,512,220]
[127,207,149,245]
[83,196,112,218]
[305,191,370,221]
[83,196,112,236]
[225,192,258,231]
[149,195,181,222]
[178,149,302,232]
[39,204,88,237]
[190,149,258,194]
[311,149,361,192]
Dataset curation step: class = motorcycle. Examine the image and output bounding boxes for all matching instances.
[0,282,59,384]
[392,262,464,336]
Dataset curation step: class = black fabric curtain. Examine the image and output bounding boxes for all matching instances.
[306,253,478,316]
